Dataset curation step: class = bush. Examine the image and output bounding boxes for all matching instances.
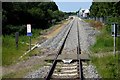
[3,25,26,35]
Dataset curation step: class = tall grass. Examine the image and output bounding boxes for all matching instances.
[85,19,120,78]
[91,54,119,78]
[2,29,42,66]
[91,25,113,53]
[2,35,28,66]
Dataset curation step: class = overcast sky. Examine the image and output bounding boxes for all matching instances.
[53,0,92,12]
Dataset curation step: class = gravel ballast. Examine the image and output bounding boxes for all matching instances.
[25,17,101,79]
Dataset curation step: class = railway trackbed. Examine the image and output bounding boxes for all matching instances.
[45,17,89,80]
[24,17,100,79]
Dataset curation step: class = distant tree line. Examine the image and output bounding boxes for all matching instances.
[2,2,68,35]
[90,2,120,24]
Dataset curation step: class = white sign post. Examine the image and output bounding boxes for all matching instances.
[27,24,32,50]
[111,23,118,56]
[113,24,116,56]
[27,24,31,32]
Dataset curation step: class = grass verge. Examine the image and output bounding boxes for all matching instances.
[85,19,120,79]
[91,53,119,79]
[2,19,69,66]
[2,29,42,66]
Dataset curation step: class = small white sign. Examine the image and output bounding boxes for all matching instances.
[27,24,31,33]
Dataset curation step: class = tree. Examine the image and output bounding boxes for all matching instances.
[90,2,120,17]
[2,2,66,35]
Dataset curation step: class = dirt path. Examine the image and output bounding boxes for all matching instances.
[43,20,69,39]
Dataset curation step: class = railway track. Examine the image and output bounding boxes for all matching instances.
[24,17,99,79]
[45,17,84,80]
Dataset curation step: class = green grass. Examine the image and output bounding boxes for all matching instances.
[90,33,113,53]
[90,24,120,53]
[91,54,119,79]
[87,19,120,79]
[2,20,68,66]
[90,27,119,53]
[20,48,41,61]
[2,29,42,66]
[2,35,29,66]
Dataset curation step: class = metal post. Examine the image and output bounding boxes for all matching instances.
[15,32,19,49]
[113,24,116,55]
[29,36,31,50]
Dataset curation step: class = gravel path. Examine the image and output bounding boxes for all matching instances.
[78,18,98,53]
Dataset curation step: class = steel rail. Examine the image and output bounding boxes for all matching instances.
[45,19,75,80]
[77,19,83,80]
